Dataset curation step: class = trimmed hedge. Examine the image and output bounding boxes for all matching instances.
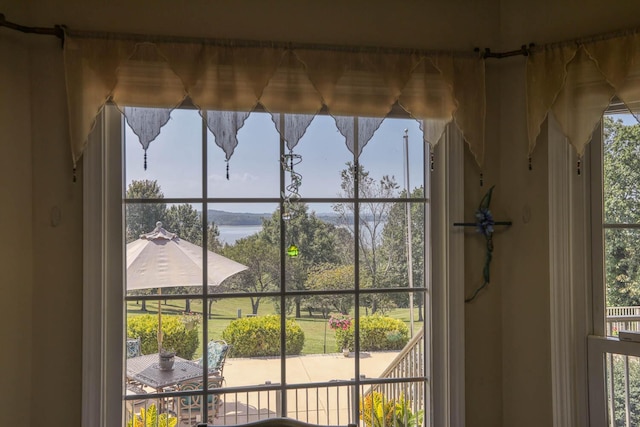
[335,315,409,352]
[222,315,305,357]
[127,314,199,359]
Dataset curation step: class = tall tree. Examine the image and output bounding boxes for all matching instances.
[333,162,399,314]
[261,203,346,317]
[164,204,203,244]
[380,186,425,320]
[125,180,166,243]
[604,117,640,307]
[305,264,369,315]
[220,234,280,314]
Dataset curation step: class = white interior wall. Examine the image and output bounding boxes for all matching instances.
[0,30,34,427]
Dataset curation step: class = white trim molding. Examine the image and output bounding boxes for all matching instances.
[548,114,592,427]
[82,105,124,427]
[431,124,465,427]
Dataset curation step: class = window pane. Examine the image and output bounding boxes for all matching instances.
[207,111,280,198]
[359,118,425,198]
[359,380,427,427]
[125,109,203,199]
[605,228,640,311]
[605,353,640,426]
[358,291,424,349]
[209,203,281,296]
[284,202,355,291]
[379,201,427,291]
[604,115,640,224]
[602,115,640,337]
[208,297,282,387]
[292,115,354,199]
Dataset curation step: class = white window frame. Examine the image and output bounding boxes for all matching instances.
[81,106,465,427]
[548,110,640,426]
[547,113,593,427]
[583,112,640,426]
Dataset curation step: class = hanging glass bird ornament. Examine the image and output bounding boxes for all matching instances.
[287,243,299,257]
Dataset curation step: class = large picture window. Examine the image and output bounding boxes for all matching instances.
[120,105,430,427]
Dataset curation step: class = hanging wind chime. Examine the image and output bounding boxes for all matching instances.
[282,150,303,257]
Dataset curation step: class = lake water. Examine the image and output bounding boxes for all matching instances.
[218,225,263,244]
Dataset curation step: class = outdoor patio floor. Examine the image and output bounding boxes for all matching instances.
[212,351,400,425]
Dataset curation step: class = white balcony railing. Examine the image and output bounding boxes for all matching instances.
[603,307,640,426]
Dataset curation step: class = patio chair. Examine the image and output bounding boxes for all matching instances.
[177,379,222,426]
[195,417,357,427]
[197,340,229,381]
[126,337,143,358]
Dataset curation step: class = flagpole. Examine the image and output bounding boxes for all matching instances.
[403,129,415,337]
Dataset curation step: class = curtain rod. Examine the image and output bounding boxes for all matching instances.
[3,13,639,59]
[531,25,640,52]
[1,12,527,59]
[0,13,64,39]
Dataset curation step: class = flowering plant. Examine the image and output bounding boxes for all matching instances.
[329,315,353,351]
[328,315,352,331]
[181,311,201,331]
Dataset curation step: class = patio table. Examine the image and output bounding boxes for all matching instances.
[126,353,222,391]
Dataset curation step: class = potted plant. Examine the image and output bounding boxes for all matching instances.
[328,315,352,357]
[158,348,176,371]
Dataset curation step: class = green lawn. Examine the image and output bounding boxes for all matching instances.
[127,297,424,358]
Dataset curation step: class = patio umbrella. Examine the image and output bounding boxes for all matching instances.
[126,221,248,350]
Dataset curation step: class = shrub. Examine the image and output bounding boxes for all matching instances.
[360,392,423,427]
[127,403,177,427]
[222,315,305,357]
[127,314,199,359]
[336,315,409,352]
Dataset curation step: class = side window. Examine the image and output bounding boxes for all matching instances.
[596,113,640,426]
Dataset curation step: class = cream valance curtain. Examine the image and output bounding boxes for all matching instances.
[63,33,486,170]
[527,31,640,158]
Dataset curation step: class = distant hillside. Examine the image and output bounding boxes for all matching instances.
[206,209,369,226]
[207,210,270,226]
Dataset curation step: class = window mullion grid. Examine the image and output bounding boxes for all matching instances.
[119,110,434,425]
[201,112,211,421]
[352,116,361,424]
[279,113,288,417]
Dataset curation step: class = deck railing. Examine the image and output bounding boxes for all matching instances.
[362,327,425,426]
[606,306,640,336]
[604,306,640,426]
[125,328,430,427]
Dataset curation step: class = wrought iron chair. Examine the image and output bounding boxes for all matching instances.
[197,339,229,385]
[177,379,222,426]
[126,337,143,358]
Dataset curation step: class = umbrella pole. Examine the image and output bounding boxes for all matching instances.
[158,288,162,352]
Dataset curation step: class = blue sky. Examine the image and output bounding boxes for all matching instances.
[125,109,429,213]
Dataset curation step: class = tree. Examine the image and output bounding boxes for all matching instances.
[261,203,346,317]
[603,117,640,307]
[333,162,399,314]
[126,182,224,312]
[164,204,203,245]
[126,180,167,311]
[126,180,166,243]
[305,264,369,315]
[220,234,280,314]
[380,186,425,321]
